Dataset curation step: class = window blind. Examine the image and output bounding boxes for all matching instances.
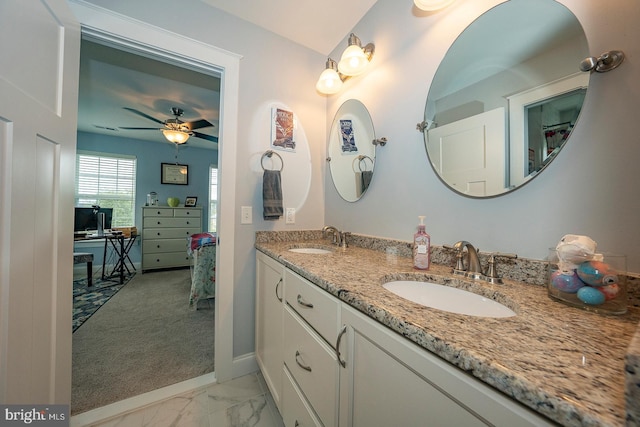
[209,166,218,232]
[75,151,137,227]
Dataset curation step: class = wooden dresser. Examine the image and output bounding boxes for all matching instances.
[141,206,202,272]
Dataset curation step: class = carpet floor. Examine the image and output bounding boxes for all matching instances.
[71,268,215,415]
[73,275,133,332]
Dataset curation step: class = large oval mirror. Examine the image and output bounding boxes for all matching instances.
[328,99,376,202]
[423,0,589,198]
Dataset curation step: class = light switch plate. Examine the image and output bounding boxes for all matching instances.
[285,208,295,224]
[241,206,252,224]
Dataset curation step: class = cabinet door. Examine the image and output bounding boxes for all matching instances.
[339,305,553,427]
[255,252,285,410]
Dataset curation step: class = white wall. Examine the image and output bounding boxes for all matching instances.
[77,0,327,357]
[324,0,640,273]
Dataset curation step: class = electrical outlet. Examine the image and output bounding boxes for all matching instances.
[285,208,295,224]
[241,206,252,224]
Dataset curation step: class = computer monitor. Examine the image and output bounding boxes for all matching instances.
[74,207,113,232]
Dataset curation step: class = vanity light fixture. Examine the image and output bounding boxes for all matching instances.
[316,58,344,95]
[316,33,375,95]
[414,0,457,11]
[337,33,375,76]
[580,50,625,73]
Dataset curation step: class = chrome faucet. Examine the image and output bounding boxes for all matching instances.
[323,225,349,248]
[451,240,484,280]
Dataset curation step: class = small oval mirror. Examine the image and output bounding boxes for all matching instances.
[423,0,589,198]
[328,99,376,202]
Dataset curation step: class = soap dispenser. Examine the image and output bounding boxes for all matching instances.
[413,216,431,270]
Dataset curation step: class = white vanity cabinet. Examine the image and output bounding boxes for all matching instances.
[141,206,202,271]
[255,252,285,410]
[338,304,555,427]
[255,253,555,427]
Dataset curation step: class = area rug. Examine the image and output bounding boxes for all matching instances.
[73,274,134,332]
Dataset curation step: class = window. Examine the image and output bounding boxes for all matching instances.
[75,151,137,227]
[209,166,218,232]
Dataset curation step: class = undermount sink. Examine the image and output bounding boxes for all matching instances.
[288,247,332,254]
[382,281,516,318]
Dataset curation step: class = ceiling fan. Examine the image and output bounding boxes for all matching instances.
[119,107,219,144]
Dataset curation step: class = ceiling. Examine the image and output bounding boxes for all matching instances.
[77,1,378,150]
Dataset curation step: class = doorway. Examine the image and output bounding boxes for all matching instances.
[70,1,239,415]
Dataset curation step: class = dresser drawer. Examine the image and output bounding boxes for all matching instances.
[143,227,199,240]
[143,217,200,228]
[282,365,323,427]
[143,207,174,217]
[285,269,340,346]
[143,252,191,268]
[143,238,187,254]
[284,305,338,427]
[174,208,201,218]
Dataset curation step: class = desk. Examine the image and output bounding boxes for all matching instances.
[74,232,137,284]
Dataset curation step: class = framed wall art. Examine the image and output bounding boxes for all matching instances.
[161,163,188,185]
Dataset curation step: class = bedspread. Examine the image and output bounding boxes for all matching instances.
[189,234,216,308]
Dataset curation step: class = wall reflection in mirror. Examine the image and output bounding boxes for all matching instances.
[422,0,590,198]
[328,99,376,202]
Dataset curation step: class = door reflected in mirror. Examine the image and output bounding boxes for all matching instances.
[328,99,376,202]
[423,0,590,198]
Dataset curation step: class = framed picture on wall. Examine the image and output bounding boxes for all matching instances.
[185,196,198,207]
[161,163,188,185]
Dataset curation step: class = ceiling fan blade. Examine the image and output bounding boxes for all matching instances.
[123,107,165,125]
[184,119,214,131]
[119,127,160,130]
[193,131,219,143]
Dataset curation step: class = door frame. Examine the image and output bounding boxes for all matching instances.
[69,1,240,384]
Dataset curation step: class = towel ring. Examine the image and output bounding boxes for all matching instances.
[352,155,373,173]
[261,150,284,172]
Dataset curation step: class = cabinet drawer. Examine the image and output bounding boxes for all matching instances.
[144,238,188,254]
[174,208,201,218]
[143,252,191,269]
[285,269,340,346]
[143,227,199,240]
[143,217,200,228]
[284,305,338,427]
[282,366,323,427]
[143,207,174,217]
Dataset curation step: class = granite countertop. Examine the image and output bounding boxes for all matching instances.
[255,231,640,427]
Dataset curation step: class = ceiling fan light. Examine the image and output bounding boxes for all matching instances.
[162,129,190,144]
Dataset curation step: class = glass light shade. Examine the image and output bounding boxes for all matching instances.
[414,0,456,11]
[338,45,369,76]
[316,68,343,94]
[162,129,190,144]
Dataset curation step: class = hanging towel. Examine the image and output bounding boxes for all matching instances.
[263,169,283,220]
[361,170,373,193]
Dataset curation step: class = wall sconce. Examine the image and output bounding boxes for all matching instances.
[414,0,457,11]
[316,58,344,95]
[316,33,374,95]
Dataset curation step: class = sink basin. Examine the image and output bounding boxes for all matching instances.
[382,281,516,318]
[288,247,332,254]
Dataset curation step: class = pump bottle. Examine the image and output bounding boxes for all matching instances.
[413,216,431,270]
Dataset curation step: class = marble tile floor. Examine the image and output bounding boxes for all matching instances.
[71,372,284,427]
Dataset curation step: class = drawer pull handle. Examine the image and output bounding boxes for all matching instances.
[297,294,313,309]
[275,278,283,302]
[295,350,312,372]
[336,325,347,368]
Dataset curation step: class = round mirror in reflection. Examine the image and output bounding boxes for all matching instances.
[328,99,376,202]
[423,0,590,198]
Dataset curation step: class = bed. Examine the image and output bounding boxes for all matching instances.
[188,232,216,309]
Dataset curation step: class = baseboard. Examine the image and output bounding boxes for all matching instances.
[232,352,258,379]
[69,372,217,427]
